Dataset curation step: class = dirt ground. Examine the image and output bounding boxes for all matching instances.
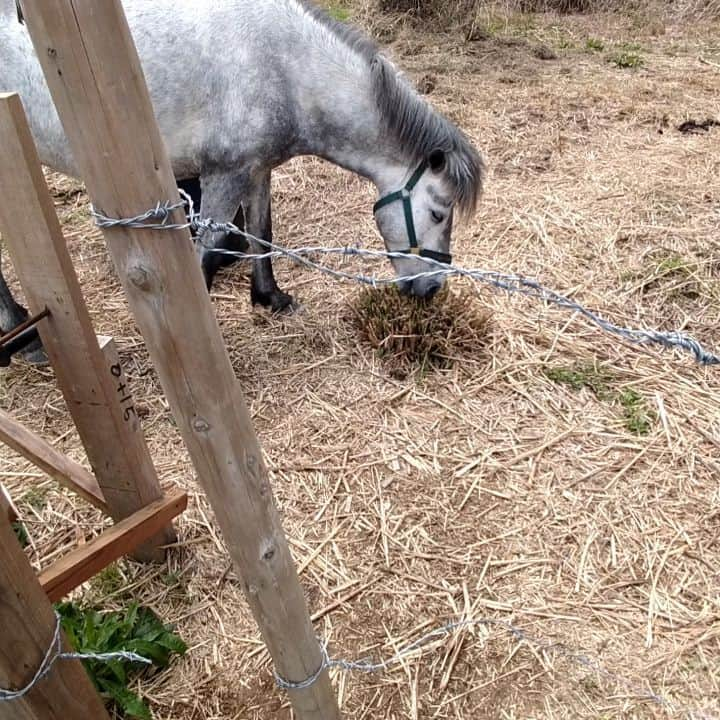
[1,4,719,719]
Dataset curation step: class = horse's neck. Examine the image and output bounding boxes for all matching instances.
[289,46,409,194]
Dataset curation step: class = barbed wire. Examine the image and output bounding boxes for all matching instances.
[0,611,150,703]
[76,198,720,715]
[272,616,717,720]
[90,195,719,367]
[1,610,715,719]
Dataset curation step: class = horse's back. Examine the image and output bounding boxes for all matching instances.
[0,0,301,177]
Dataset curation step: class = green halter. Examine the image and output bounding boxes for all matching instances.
[373,160,452,265]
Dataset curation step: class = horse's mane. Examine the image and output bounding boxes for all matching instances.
[297,1,485,216]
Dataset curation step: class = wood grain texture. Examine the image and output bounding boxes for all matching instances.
[16,1,340,716]
[39,489,188,602]
[0,93,175,562]
[0,409,107,512]
[0,513,111,720]
[0,483,18,523]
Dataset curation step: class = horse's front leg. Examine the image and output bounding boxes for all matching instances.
[245,171,293,313]
[195,172,248,290]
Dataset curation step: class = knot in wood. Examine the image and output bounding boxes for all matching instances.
[127,265,152,291]
[262,544,276,562]
[192,417,211,433]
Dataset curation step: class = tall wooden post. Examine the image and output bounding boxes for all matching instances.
[0,95,174,563]
[0,514,112,720]
[0,484,18,524]
[17,2,340,717]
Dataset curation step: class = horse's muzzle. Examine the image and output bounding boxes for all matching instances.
[397,277,444,300]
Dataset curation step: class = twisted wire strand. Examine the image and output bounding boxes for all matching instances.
[90,196,719,367]
[0,612,150,703]
[274,617,716,720]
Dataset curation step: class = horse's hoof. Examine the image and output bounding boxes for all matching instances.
[251,287,295,314]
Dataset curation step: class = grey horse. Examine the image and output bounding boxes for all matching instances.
[0,0,484,361]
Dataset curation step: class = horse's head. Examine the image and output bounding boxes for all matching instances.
[367,54,485,299]
[374,150,454,298]
[373,150,463,299]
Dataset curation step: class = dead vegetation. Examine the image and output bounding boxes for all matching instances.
[1,2,719,719]
[375,0,720,28]
[351,285,491,377]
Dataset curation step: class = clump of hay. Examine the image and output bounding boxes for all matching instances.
[352,284,491,376]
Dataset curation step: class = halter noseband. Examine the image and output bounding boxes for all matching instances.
[372,160,452,265]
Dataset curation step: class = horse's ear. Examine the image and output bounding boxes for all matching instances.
[428,149,446,174]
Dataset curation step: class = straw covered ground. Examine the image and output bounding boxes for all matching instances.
[1,3,719,719]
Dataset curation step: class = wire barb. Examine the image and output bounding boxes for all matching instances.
[88,199,720,367]
[273,617,717,719]
[0,612,151,703]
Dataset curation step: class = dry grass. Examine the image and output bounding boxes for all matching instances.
[375,0,720,24]
[352,285,491,377]
[1,4,719,720]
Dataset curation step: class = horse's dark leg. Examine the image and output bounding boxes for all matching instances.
[201,204,248,286]
[245,172,293,312]
[179,175,240,280]
[196,172,249,290]
[0,247,45,364]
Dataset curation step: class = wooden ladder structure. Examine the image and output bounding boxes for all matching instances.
[0,103,187,600]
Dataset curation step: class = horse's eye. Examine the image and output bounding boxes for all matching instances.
[431,210,445,224]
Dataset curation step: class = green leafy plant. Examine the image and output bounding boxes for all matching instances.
[609,43,644,68]
[90,563,127,597]
[544,362,612,399]
[545,364,655,435]
[585,37,604,51]
[57,602,187,720]
[618,389,654,435]
[610,51,644,68]
[12,520,29,548]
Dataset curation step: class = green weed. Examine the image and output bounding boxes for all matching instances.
[609,51,644,68]
[325,3,350,21]
[655,254,690,276]
[545,365,655,435]
[22,486,48,510]
[586,37,604,51]
[618,389,655,435]
[544,363,612,399]
[13,521,29,548]
[90,564,126,597]
[609,42,644,68]
[57,602,187,720]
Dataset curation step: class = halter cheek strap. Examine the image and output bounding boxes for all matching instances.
[373,161,452,265]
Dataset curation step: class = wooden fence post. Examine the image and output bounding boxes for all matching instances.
[17,2,340,717]
[0,513,112,720]
[0,484,18,524]
[0,409,108,513]
[0,94,175,563]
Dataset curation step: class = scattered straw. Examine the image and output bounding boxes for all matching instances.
[0,4,718,719]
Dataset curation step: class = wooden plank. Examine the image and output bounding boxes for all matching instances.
[0,410,107,513]
[0,95,175,563]
[0,483,18,524]
[17,3,340,717]
[0,511,112,720]
[39,489,187,602]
